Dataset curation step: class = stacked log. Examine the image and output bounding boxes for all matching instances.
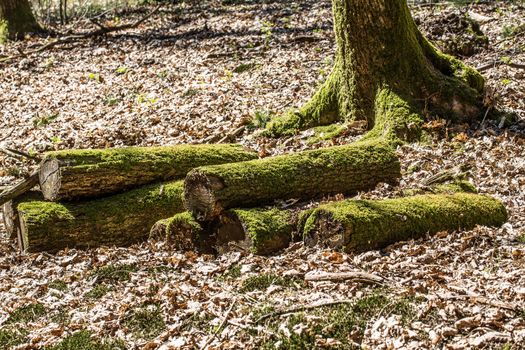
[302,192,507,252]
[185,140,401,221]
[39,144,257,201]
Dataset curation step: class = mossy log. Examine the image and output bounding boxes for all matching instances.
[150,212,204,251]
[2,191,43,241]
[303,193,507,253]
[17,181,185,252]
[214,208,294,255]
[185,139,400,221]
[39,144,257,201]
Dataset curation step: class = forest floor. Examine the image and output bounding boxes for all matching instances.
[0,0,524,349]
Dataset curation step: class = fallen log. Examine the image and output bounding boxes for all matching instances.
[185,139,400,220]
[303,193,507,252]
[150,212,204,251]
[39,144,257,201]
[214,208,294,255]
[17,181,185,252]
[2,191,43,241]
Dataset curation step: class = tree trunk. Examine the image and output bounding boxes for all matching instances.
[266,0,484,141]
[303,193,507,253]
[214,208,294,255]
[0,0,41,40]
[18,180,185,252]
[39,144,257,201]
[184,139,400,221]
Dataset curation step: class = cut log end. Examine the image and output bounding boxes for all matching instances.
[184,172,224,221]
[214,212,254,254]
[39,158,61,201]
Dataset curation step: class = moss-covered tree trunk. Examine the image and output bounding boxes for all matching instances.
[267,0,484,141]
[303,193,507,253]
[39,144,257,201]
[185,139,400,221]
[17,181,185,252]
[0,0,41,40]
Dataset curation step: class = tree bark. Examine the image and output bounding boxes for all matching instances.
[18,180,185,252]
[184,139,400,221]
[303,193,507,253]
[266,0,485,141]
[0,0,41,40]
[39,144,257,201]
[2,191,42,241]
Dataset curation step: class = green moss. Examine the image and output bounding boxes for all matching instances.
[6,303,46,324]
[0,328,28,348]
[304,193,507,252]
[85,284,112,299]
[45,330,126,350]
[217,264,241,281]
[240,274,304,293]
[517,233,525,244]
[48,279,68,292]
[92,264,137,283]
[0,20,8,44]
[123,303,165,340]
[306,123,348,144]
[165,212,202,238]
[44,144,256,174]
[19,180,185,252]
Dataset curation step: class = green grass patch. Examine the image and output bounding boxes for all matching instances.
[517,233,525,244]
[92,264,137,283]
[85,284,113,299]
[218,264,241,281]
[240,273,305,293]
[256,290,418,349]
[48,279,68,292]
[123,303,165,339]
[233,62,256,74]
[0,328,28,348]
[45,330,126,350]
[51,309,71,326]
[6,303,46,324]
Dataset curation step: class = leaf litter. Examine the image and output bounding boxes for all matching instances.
[0,0,524,349]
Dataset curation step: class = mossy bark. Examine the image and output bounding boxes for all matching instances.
[214,208,294,255]
[18,181,185,252]
[303,193,507,253]
[0,0,41,40]
[266,0,484,141]
[184,139,400,221]
[39,144,257,201]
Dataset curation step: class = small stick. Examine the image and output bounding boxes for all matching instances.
[200,298,237,350]
[476,60,525,72]
[0,171,39,206]
[304,271,385,285]
[0,148,40,161]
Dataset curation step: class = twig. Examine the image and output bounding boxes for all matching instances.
[200,298,237,350]
[0,171,39,206]
[255,299,355,324]
[0,4,161,64]
[476,60,525,72]
[0,148,40,161]
[304,271,385,285]
[218,125,246,144]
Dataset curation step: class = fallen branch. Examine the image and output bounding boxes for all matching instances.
[0,5,161,64]
[476,59,525,72]
[255,299,354,324]
[0,148,40,161]
[0,171,39,207]
[200,298,237,350]
[304,271,385,285]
